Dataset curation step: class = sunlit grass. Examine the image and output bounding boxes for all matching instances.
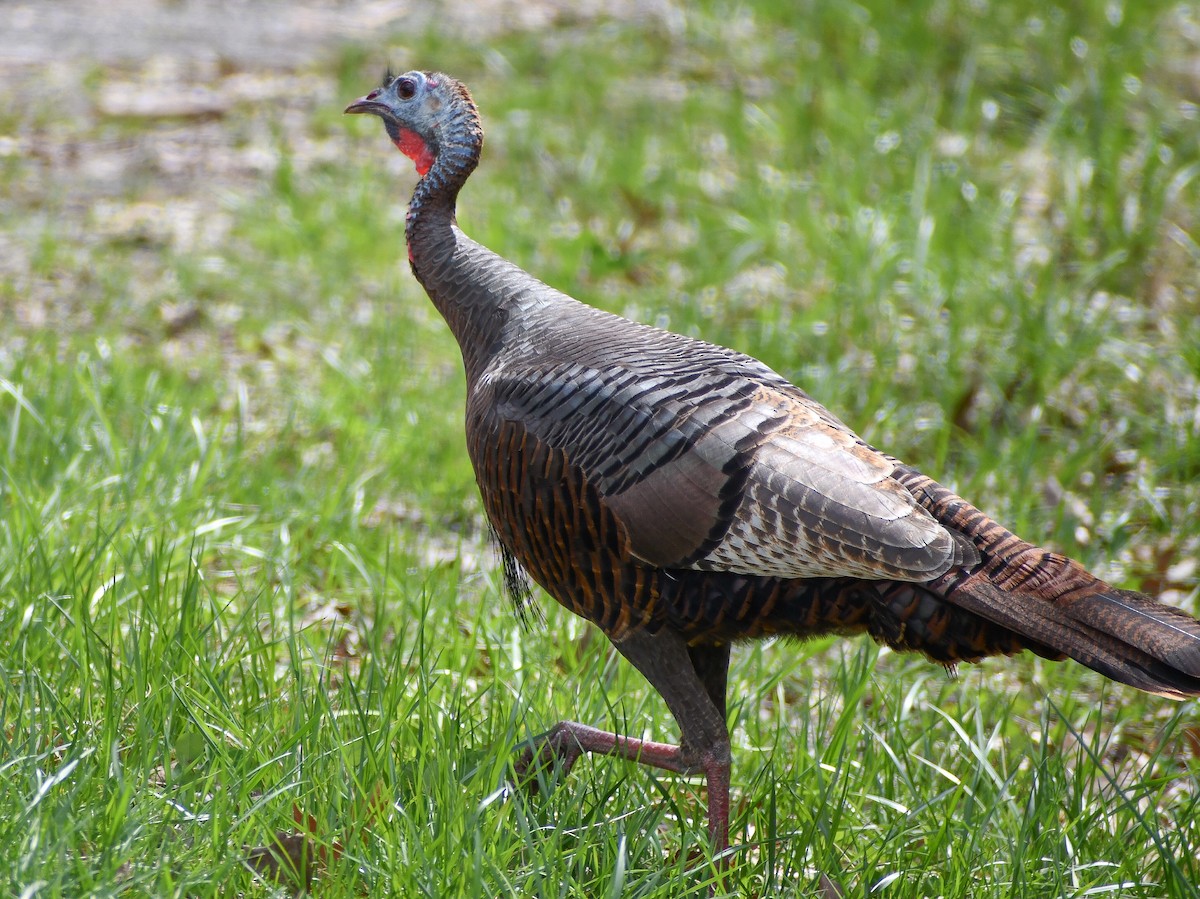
[2,0,1199,895]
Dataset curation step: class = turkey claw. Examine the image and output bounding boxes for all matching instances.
[511,722,585,795]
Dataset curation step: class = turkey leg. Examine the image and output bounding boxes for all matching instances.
[515,631,733,855]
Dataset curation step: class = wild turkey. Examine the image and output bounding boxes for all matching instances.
[345,70,1200,856]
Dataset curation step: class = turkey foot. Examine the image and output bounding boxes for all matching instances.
[512,720,732,856]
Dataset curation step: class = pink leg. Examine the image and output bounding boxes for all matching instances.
[514,720,732,854]
[513,633,734,858]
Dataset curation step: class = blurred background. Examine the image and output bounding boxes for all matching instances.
[2,1,1199,895]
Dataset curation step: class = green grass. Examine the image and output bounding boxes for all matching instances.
[2,0,1200,895]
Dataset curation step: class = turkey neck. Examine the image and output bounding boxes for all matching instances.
[403,102,516,386]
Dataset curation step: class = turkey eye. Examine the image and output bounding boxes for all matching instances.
[397,77,417,100]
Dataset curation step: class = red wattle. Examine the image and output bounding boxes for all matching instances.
[394,128,435,176]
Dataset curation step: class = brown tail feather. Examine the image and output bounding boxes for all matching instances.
[889,464,1200,697]
[947,580,1200,699]
[1065,589,1200,678]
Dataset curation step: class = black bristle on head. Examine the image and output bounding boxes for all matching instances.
[381,67,396,89]
[490,525,543,630]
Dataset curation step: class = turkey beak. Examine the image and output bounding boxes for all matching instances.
[344,96,388,117]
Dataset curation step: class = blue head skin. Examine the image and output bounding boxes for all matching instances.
[345,70,482,183]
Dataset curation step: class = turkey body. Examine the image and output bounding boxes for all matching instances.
[467,273,1007,652]
[346,70,1200,859]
